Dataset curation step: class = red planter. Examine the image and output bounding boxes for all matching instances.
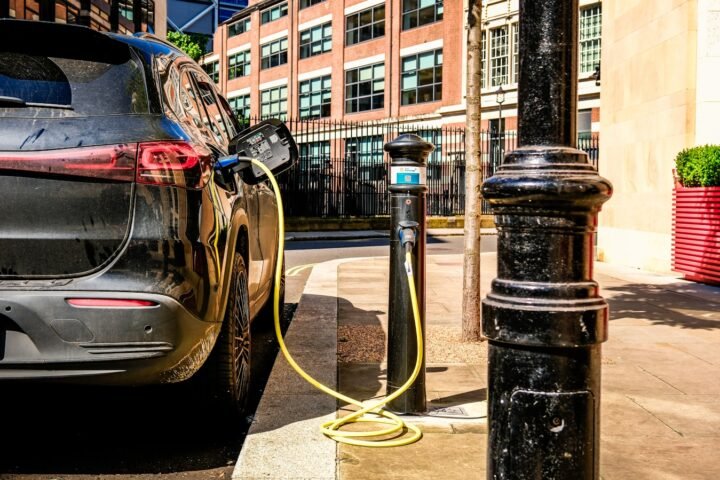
[672,186,720,285]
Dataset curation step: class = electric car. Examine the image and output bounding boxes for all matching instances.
[0,20,295,413]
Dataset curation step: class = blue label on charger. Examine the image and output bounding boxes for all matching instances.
[390,166,426,186]
[398,173,420,184]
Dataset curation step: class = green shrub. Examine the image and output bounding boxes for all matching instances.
[675,145,720,187]
[166,31,206,62]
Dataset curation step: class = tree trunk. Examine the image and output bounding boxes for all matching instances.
[461,0,484,342]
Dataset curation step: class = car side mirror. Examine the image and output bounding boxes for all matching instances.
[216,119,298,185]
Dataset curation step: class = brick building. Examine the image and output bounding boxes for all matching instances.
[1,0,163,35]
[201,0,601,131]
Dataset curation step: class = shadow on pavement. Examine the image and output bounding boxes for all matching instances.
[605,283,720,330]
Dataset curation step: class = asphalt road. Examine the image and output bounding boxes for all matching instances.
[0,233,493,480]
[284,234,496,303]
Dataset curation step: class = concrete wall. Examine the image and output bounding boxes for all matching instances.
[695,0,720,145]
[598,0,698,272]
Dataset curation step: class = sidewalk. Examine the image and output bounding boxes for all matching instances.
[234,254,720,480]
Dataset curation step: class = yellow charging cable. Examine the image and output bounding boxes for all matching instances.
[251,159,424,448]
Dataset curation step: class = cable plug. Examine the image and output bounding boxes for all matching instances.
[398,221,419,251]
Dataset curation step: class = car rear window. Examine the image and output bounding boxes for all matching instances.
[0,43,149,116]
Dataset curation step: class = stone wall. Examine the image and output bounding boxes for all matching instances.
[598,0,699,272]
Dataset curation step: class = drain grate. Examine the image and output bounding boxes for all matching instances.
[427,406,468,417]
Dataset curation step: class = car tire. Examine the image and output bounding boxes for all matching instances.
[258,256,286,329]
[201,254,251,417]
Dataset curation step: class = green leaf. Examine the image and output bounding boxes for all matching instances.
[675,145,720,187]
[166,31,207,62]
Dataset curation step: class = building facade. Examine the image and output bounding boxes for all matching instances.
[598,0,720,273]
[201,0,602,130]
[1,0,162,34]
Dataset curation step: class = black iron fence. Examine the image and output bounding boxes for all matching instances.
[244,117,599,218]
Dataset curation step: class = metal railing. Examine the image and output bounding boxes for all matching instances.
[242,116,599,218]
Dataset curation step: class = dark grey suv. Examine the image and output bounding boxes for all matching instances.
[0,20,294,413]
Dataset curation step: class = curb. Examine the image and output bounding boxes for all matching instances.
[233,257,370,480]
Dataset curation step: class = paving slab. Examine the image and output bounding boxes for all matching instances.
[236,251,720,480]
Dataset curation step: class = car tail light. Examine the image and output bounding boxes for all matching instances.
[66,298,158,308]
[0,144,138,181]
[136,141,212,189]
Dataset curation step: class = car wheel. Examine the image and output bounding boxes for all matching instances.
[202,254,251,417]
[258,256,286,328]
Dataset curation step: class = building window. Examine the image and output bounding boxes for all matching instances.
[401,49,442,105]
[202,60,220,83]
[300,22,332,59]
[228,50,251,79]
[300,141,331,168]
[228,94,251,120]
[490,26,509,87]
[580,4,602,74]
[402,0,443,31]
[512,23,519,83]
[261,37,288,70]
[418,130,442,179]
[299,75,332,119]
[578,108,592,137]
[299,0,325,9]
[261,2,288,24]
[229,17,250,37]
[260,85,288,119]
[345,5,385,46]
[481,30,486,89]
[346,136,385,182]
[480,30,487,88]
[345,62,385,113]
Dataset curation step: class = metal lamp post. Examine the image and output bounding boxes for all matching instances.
[481,0,613,478]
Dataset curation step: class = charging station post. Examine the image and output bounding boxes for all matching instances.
[384,134,433,414]
[480,0,612,477]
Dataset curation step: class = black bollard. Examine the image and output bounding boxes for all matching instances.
[384,134,433,414]
[481,0,613,478]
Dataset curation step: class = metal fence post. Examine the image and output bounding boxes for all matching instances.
[481,0,613,478]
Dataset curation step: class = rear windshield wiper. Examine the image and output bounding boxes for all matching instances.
[0,95,73,110]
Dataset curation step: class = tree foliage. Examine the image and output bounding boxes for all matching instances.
[166,31,206,62]
[675,145,720,187]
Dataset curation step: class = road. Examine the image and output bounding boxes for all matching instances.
[284,234,496,303]
[0,233,491,480]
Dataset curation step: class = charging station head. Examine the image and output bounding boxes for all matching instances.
[229,119,298,184]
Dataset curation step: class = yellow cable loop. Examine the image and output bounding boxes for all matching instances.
[251,158,424,448]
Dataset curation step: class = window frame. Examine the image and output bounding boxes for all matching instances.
[299,22,333,59]
[402,0,443,31]
[202,59,220,83]
[260,2,288,25]
[489,25,509,87]
[260,85,288,119]
[579,4,602,74]
[345,4,385,46]
[400,48,443,105]
[299,0,325,9]
[260,37,289,70]
[299,75,332,119]
[228,93,251,121]
[228,17,250,37]
[344,62,385,114]
[228,49,251,79]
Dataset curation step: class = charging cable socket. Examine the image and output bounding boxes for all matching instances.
[398,221,419,252]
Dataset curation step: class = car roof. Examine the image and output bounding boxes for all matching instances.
[0,19,188,63]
